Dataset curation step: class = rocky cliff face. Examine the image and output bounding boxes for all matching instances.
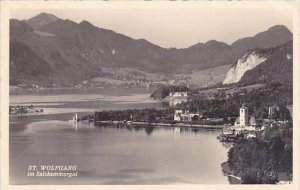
[223,41,292,85]
[223,52,267,84]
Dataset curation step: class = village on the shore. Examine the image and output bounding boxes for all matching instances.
[84,84,292,184]
[10,88,291,138]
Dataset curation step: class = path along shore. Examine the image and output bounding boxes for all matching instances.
[94,120,224,129]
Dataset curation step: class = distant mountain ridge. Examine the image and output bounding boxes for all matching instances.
[231,25,292,53]
[9,13,293,86]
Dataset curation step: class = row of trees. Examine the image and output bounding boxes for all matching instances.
[94,108,174,123]
[177,83,292,121]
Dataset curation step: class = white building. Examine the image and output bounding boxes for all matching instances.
[174,110,200,121]
[239,105,248,127]
[169,92,188,98]
[169,92,188,107]
[174,110,183,121]
[27,107,36,114]
[233,105,260,133]
[245,117,257,131]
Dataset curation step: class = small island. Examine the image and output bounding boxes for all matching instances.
[9,105,44,115]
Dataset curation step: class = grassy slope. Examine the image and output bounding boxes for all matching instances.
[175,64,232,87]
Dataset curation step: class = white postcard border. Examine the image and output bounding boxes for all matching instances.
[1,1,299,190]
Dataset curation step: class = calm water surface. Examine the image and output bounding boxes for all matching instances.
[9,88,229,184]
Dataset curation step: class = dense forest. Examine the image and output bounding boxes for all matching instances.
[93,108,174,123]
[177,83,292,121]
[150,85,188,99]
[92,83,292,124]
[228,122,293,184]
[92,108,230,125]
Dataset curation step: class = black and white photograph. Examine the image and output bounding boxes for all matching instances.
[1,1,299,189]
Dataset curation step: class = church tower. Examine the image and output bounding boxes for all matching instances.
[240,105,248,127]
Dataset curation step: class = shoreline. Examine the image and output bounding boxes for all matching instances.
[9,111,93,133]
[221,162,242,184]
[9,111,224,132]
[9,110,229,185]
[94,120,224,130]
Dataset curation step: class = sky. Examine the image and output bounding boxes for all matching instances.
[10,4,293,48]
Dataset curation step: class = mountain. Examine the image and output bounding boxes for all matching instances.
[10,19,33,35]
[10,40,53,85]
[26,12,60,29]
[9,13,293,87]
[231,25,292,53]
[223,40,293,85]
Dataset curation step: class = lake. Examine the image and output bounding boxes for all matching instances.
[9,88,229,185]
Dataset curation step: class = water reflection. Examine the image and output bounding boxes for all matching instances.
[145,125,154,135]
[25,119,224,138]
[95,123,221,137]
[10,119,229,185]
[10,89,229,184]
[72,122,78,131]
